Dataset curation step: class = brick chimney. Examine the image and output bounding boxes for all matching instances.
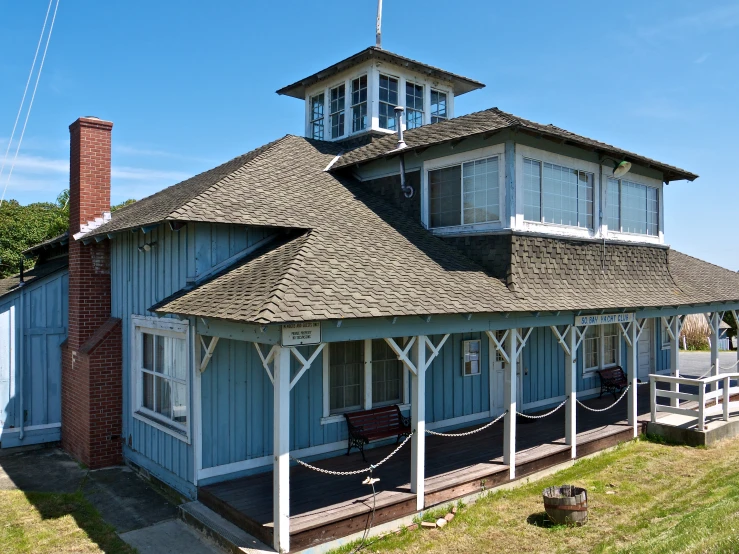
[61,117,123,468]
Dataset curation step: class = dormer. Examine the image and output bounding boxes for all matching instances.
[277,47,485,142]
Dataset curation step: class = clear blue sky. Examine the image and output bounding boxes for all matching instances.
[0,1,737,270]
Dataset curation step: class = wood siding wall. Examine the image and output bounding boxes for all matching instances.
[0,270,68,446]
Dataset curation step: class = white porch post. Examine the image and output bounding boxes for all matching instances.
[710,312,721,378]
[410,335,426,511]
[565,326,577,459]
[503,329,518,479]
[626,322,638,437]
[670,316,681,408]
[273,346,291,553]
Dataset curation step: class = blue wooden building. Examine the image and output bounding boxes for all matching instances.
[11,45,739,553]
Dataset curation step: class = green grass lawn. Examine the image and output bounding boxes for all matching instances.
[0,489,135,554]
[337,436,739,554]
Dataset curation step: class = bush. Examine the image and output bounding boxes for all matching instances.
[680,314,711,350]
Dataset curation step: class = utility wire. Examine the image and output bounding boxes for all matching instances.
[0,0,53,185]
[0,0,60,208]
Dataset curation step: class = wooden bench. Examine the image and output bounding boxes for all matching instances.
[344,405,411,462]
[597,366,628,400]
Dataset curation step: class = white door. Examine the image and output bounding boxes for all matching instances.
[638,319,654,380]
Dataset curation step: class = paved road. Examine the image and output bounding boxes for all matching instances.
[678,351,738,377]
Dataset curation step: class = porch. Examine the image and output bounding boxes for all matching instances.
[198,386,653,552]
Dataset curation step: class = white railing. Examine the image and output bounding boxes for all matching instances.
[650,373,739,432]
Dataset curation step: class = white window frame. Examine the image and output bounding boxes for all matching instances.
[308,92,325,140]
[430,88,448,123]
[131,315,191,443]
[515,144,600,239]
[405,80,424,130]
[329,83,346,140]
[605,174,662,241]
[378,72,400,131]
[661,318,671,350]
[421,144,507,235]
[350,74,368,134]
[321,339,409,425]
[582,324,621,376]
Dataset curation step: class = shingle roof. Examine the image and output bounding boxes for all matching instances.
[276,46,485,99]
[150,137,521,323]
[332,108,698,182]
[87,137,296,237]
[0,257,68,300]
[23,232,68,256]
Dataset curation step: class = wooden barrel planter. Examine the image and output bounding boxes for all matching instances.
[542,485,588,526]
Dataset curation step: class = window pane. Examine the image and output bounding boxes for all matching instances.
[646,186,659,236]
[621,180,648,234]
[329,341,364,412]
[142,333,154,371]
[330,84,345,139]
[155,335,164,373]
[172,382,187,425]
[523,158,541,222]
[603,324,618,367]
[155,376,172,419]
[142,372,154,410]
[379,75,399,129]
[430,89,447,122]
[584,326,599,370]
[371,339,402,405]
[351,76,367,133]
[428,165,461,228]
[461,157,499,224]
[578,171,594,228]
[406,83,423,130]
[310,93,324,140]
[606,178,620,231]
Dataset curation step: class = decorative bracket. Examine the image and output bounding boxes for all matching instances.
[550,325,573,357]
[385,336,418,375]
[198,335,219,373]
[486,330,511,364]
[289,343,325,390]
[254,343,278,384]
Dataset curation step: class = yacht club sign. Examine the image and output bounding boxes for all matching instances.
[575,313,635,326]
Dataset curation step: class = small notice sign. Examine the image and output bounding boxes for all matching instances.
[575,313,635,327]
[282,322,321,346]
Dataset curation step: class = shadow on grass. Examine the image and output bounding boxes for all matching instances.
[527,512,556,528]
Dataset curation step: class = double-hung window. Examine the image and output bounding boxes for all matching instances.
[428,156,500,229]
[133,317,190,440]
[583,324,619,374]
[329,84,346,139]
[406,82,424,130]
[606,178,659,236]
[379,74,399,130]
[524,158,594,229]
[430,89,447,123]
[351,75,367,133]
[326,339,404,417]
[309,93,325,140]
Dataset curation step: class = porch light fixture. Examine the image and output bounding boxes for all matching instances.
[138,241,157,253]
[613,160,632,178]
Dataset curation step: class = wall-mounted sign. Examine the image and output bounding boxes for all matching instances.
[282,322,321,346]
[575,313,635,327]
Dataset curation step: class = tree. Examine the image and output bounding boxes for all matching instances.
[0,189,136,278]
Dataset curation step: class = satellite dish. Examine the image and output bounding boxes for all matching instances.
[613,160,632,178]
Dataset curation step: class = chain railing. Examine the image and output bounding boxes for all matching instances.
[517,399,567,419]
[426,411,507,437]
[576,384,631,412]
[289,432,414,476]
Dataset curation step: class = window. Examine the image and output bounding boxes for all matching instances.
[583,324,620,373]
[133,317,189,440]
[329,341,363,413]
[406,82,424,130]
[428,156,500,229]
[371,339,402,405]
[661,319,671,350]
[463,340,481,376]
[324,339,406,419]
[351,75,367,133]
[309,93,325,140]
[607,178,659,236]
[523,158,594,229]
[430,89,447,123]
[379,74,399,130]
[329,84,345,139]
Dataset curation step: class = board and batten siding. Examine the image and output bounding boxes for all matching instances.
[111,221,275,495]
[0,269,67,447]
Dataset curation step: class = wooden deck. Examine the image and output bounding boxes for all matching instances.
[199,388,654,551]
